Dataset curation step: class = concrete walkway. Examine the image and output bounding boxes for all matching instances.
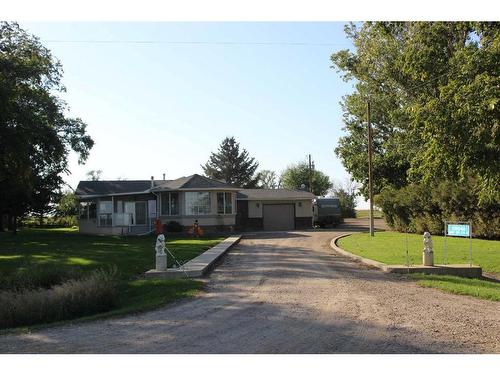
[146,235,241,278]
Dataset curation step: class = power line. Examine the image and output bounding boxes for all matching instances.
[405,70,452,92]
[40,39,351,47]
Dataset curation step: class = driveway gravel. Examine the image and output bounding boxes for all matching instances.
[0,221,498,353]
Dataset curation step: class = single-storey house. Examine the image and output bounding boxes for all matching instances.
[75,174,314,235]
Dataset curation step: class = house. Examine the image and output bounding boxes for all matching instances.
[75,174,314,235]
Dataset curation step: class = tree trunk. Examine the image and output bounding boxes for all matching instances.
[7,213,13,231]
[39,211,44,227]
[0,214,4,232]
[13,214,17,235]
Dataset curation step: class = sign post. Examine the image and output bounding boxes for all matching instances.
[444,221,473,267]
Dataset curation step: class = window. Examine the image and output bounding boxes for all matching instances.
[185,192,211,215]
[225,193,232,214]
[99,200,112,214]
[217,192,233,214]
[161,192,179,215]
[88,202,97,219]
[79,202,89,219]
[99,213,112,226]
[98,200,112,226]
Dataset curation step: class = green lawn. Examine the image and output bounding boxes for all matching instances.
[0,228,224,329]
[411,274,500,302]
[337,231,500,273]
[355,209,383,219]
[337,231,500,301]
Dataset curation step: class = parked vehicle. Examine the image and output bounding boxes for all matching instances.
[313,197,342,227]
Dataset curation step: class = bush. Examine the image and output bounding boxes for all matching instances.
[375,177,500,238]
[0,267,120,329]
[21,215,77,228]
[163,221,183,233]
[0,263,83,291]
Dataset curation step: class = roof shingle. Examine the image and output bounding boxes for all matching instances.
[237,189,315,200]
[75,174,238,197]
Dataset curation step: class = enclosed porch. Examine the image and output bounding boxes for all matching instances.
[79,194,157,235]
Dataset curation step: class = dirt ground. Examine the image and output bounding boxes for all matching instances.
[0,220,498,353]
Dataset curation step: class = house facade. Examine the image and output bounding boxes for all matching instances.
[75,174,314,235]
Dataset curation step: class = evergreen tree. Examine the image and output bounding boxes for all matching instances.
[202,137,259,188]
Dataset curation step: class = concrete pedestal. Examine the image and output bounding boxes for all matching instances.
[156,254,167,271]
[423,252,434,266]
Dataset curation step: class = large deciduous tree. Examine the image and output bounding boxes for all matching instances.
[280,162,332,196]
[86,170,102,181]
[0,22,94,232]
[54,191,78,218]
[202,137,259,188]
[331,22,500,202]
[330,178,359,218]
[257,169,278,189]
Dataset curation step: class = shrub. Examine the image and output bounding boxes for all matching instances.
[0,267,120,329]
[163,221,183,233]
[21,215,78,228]
[0,263,83,291]
[375,177,500,238]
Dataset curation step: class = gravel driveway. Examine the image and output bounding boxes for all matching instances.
[1,223,499,353]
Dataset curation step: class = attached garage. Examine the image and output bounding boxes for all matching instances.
[263,204,295,231]
[236,189,315,231]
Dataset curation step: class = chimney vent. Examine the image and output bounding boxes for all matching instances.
[151,176,154,188]
[163,173,166,181]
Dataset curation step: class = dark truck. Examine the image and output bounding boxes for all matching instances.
[313,197,342,227]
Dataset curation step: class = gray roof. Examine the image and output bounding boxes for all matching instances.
[153,174,239,191]
[237,189,315,200]
[75,180,154,196]
[75,174,238,197]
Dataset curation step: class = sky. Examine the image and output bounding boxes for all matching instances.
[19,22,366,206]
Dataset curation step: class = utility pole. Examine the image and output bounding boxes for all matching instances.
[308,154,313,194]
[367,101,375,237]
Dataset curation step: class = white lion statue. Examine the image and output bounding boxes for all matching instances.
[155,234,166,256]
[423,232,433,253]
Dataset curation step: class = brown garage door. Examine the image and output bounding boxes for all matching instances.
[263,204,295,231]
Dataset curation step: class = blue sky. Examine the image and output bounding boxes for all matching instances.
[20,22,363,204]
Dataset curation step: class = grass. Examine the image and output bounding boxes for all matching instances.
[0,228,223,330]
[337,231,500,301]
[0,267,120,329]
[337,231,500,273]
[355,209,383,219]
[411,274,500,302]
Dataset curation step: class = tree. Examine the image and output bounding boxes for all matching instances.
[54,191,78,218]
[0,22,94,233]
[330,178,359,218]
[86,170,102,181]
[280,162,332,196]
[30,172,63,226]
[331,22,500,202]
[257,170,278,189]
[202,137,259,188]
